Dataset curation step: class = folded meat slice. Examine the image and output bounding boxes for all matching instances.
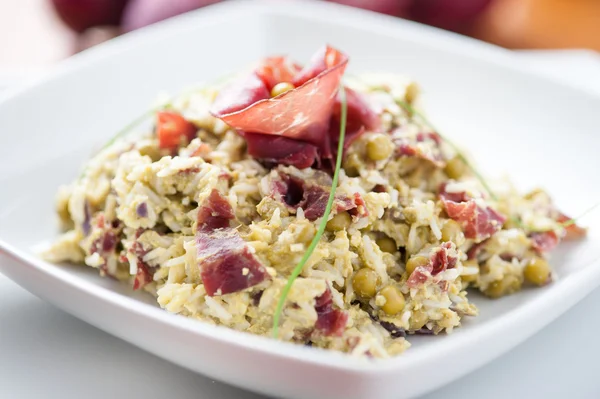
[212,47,347,147]
[196,190,269,296]
[292,45,347,87]
[256,56,301,91]
[209,73,270,117]
[210,45,380,169]
[439,184,506,242]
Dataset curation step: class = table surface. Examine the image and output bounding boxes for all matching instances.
[1,51,600,399]
[2,273,600,399]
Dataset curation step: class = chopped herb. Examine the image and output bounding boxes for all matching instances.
[272,85,348,338]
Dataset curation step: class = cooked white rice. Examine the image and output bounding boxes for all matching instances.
[43,71,578,358]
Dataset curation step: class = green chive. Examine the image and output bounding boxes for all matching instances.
[272,85,348,338]
[78,102,170,180]
[395,99,498,201]
[79,78,233,180]
[103,108,160,151]
[559,202,599,228]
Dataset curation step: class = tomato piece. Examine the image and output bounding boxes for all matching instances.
[556,212,587,240]
[156,111,197,150]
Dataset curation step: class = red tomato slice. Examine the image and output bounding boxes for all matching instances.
[156,111,197,150]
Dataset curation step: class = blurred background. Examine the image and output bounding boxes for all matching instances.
[1,0,599,71]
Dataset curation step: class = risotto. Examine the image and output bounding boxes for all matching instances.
[43,45,585,358]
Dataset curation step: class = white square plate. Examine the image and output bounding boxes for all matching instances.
[1,1,599,398]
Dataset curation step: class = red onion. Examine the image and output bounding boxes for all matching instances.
[327,0,412,17]
[122,0,222,32]
[50,0,129,33]
[409,0,493,32]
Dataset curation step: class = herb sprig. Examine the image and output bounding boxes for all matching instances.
[272,85,348,338]
[395,99,498,201]
[395,100,600,232]
[559,202,600,228]
[83,77,235,176]
[79,100,173,180]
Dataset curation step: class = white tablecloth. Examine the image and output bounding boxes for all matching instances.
[2,50,599,399]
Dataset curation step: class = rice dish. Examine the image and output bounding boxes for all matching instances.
[43,46,585,358]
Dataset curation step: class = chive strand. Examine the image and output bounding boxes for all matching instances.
[104,108,158,150]
[559,202,600,228]
[272,85,348,338]
[395,99,498,201]
[79,101,171,180]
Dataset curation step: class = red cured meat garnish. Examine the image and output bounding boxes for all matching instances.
[271,172,367,221]
[466,240,487,260]
[313,286,348,337]
[556,212,587,240]
[438,280,450,292]
[256,56,301,91]
[198,230,269,296]
[212,48,346,146]
[292,46,347,87]
[529,231,559,253]
[156,111,197,150]
[127,230,156,291]
[88,219,125,280]
[178,167,201,176]
[196,190,269,296]
[301,186,332,220]
[344,192,369,220]
[91,230,117,255]
[432,242,458,274]
[407,242,457,288]
[197,189,235,231]
[133,261,153,291]
[210,45,380,169]
[416,132,442,145]
[243,133,319,169]
[131,229,148,257]
[406,267,429,288]
[329,87,380,152]
[97,213,105,229]
[396,132,445,167]
[439,184,506,242]
[210,73,270,117]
